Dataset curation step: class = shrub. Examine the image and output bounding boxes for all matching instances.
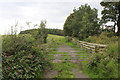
[2,48,44,78]
[85,43,118,78]
[2,35,35,56]
[2,34,49,78]
[84,32,118,44]
[20,21,48,44]
[65,36,72,42]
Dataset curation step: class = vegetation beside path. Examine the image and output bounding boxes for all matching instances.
[44,34,89,78]
[44,34,118,79]
[2,33,118,79]
[1,1,119,79]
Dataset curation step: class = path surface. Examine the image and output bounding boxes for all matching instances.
[72,68,88,78]
[43,70,58,78]
[53,45,79,63]
[57,45,80,63]
[44,44,89,78]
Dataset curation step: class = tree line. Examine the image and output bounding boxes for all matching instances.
[63,1,120,40]
[64,4,100,40]
[20,28,64,36]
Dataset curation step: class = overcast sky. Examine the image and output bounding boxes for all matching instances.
[0,0,105,35]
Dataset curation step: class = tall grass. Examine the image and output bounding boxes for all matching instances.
[84,32,118,44]
[47,34,66,43]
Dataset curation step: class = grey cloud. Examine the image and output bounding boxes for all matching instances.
[0,1,103,33]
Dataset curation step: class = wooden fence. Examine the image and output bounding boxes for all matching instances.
[79,41,107,53]
[70,38,107,53]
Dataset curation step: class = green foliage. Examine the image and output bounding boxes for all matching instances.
[65,36,72,42]
[53,60,82,78]
[36,20,48,43]
[2,35,35,56]
[20,29,64,36]
[84,43,118,78]
[2,34,49,78]
[47,29,64,36]
[84,32,118,44]
[53,61,74,78]
[47,34,66,44]
[20,29,65,43]
[64,4,100,40]
[107,43,118,59]
[65,34,118,78]
[2,49,45,78]
[20,20,48,44]
[65,36,81,48]
[20,29,37,34]
[100,1,119,32]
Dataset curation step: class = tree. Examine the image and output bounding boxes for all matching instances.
[39,20,47,43]
[64,13,74,36]
[30,20,48,43]
[37,20,47,43]
[117,1,120,35]
[64,4,100,40]
[100,1,120,33]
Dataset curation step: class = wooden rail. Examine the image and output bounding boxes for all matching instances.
[66,37,107,53]
[79,41,107,53]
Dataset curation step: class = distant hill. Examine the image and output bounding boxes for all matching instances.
[20,28,64,36]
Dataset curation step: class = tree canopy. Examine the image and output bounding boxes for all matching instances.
[63,4,100,40]
[100,1,120,33]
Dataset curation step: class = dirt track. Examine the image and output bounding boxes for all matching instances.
[44,44,89,78]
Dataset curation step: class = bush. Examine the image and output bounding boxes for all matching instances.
[2,48,44,78]
[2,35,35,56]
[20,21,48,44]
[65,36,72,42]
[2,34,49,78]
[85,43,118,78]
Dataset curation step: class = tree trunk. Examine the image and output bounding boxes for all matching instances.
[117,2,120,36]
[113,22,117,32]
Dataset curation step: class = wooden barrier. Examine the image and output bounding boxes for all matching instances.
[79,41,107,53]
[65,36,107,53]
